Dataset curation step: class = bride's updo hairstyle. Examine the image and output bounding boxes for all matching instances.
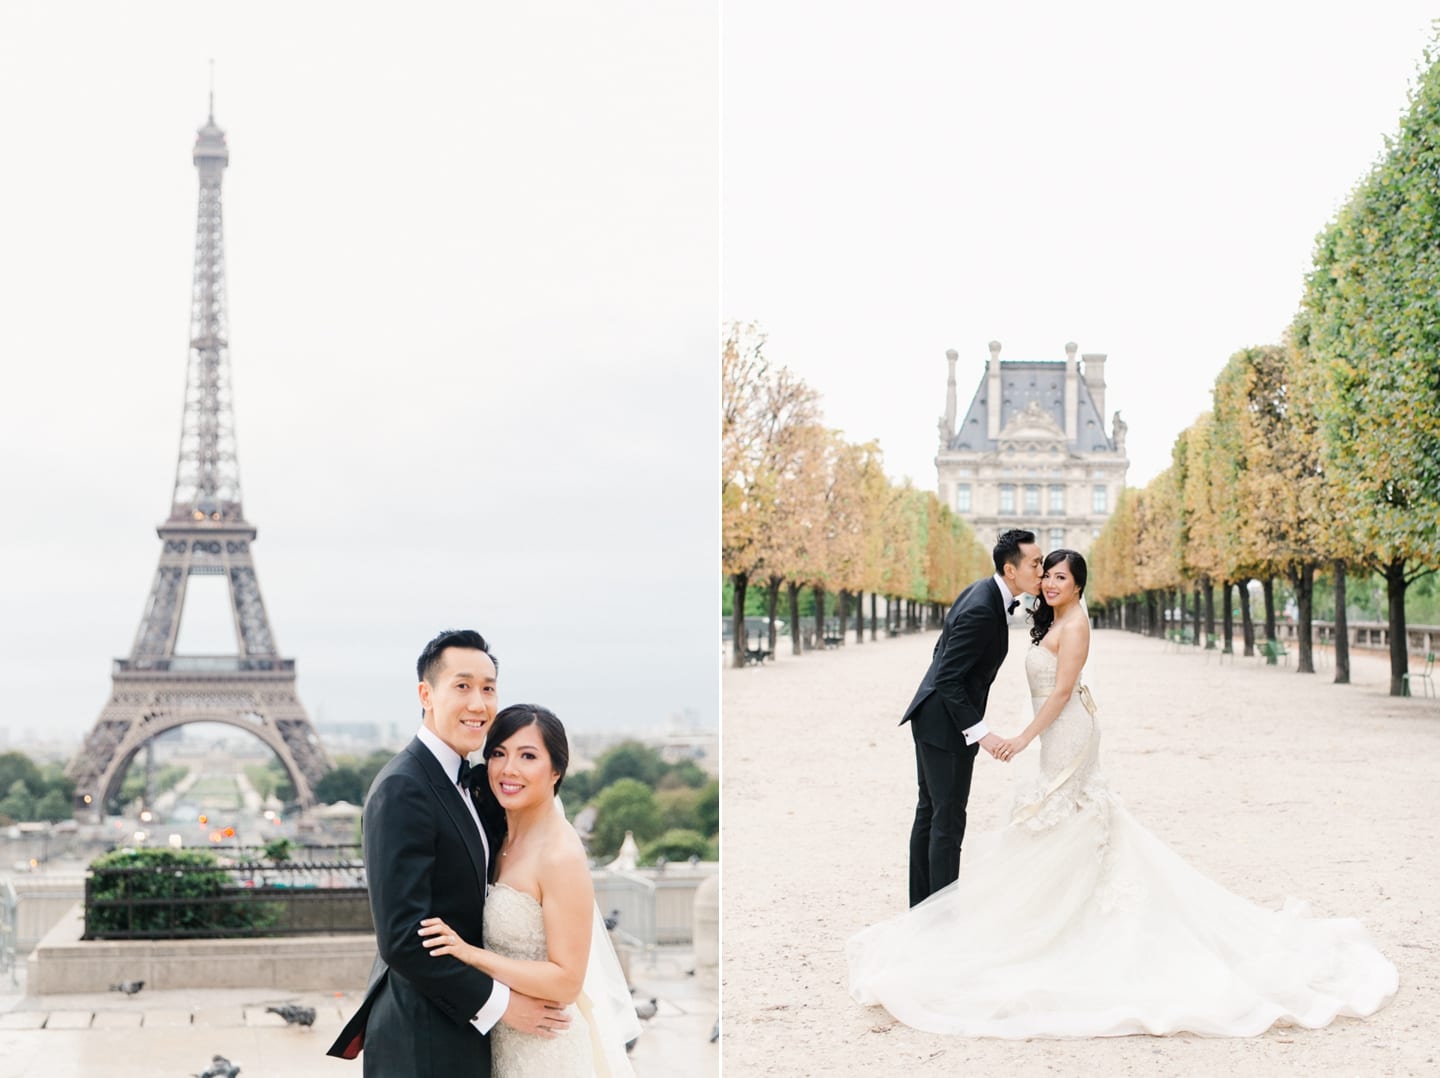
[484,703,571,795]
[1029,549,1088,646]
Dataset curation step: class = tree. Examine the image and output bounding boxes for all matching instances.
[313,766,365,805]
[721,322,821,667]
[655,787,702,833]
[594,741,667,789]
[695,778,719,837]
[34,790,71,822]
[0,779,35,823]
[0,753,43,798]
[589,778,663,860]
[640,829,710,865]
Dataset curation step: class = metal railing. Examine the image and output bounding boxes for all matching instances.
[84,845,368,940]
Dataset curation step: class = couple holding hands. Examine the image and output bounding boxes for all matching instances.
[850,529,1399,1038]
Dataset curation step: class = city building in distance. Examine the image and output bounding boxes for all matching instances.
[935,340,1129,555]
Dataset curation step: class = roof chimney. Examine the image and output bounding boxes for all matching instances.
[986,341,1002,440]
[1063,342,1078,442]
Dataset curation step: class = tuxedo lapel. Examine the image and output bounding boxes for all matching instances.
[406,741,491,899]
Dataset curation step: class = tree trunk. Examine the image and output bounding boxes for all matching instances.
[814,585,827,648]
[1291,561,1315,674]
[1146,590,1162,638]
[1238,578,1255,656]
[870,592,878,641]
[766,575,782,656]
[1221,580,1233,653]
[1192,587,1202,645]
[855,592,865,645]
[1202,577,1215,648]
[730,571,749,669]
[1385,558,1408,697]
[1333,560,1350,685]
[1261,576,1277,642]
[787,581,802,656]
[837,588,849,643]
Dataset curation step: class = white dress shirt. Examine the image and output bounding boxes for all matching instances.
[415,724,510,1033]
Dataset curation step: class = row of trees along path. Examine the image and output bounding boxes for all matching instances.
[721,322,990,669]
[1090,44,1440,696]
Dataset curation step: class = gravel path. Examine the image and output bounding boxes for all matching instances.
[721,627,1439,1077]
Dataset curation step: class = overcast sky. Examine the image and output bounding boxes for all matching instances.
[723,3,1440,490]
[0,2,718,747]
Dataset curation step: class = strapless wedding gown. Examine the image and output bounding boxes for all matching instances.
[485,883,595,1076]
[846,645,1399,1037]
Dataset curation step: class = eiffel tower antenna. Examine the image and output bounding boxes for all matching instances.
[68,98,331,818]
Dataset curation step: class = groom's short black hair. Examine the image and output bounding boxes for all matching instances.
[417,629,498,684]
[993,529,1036,574]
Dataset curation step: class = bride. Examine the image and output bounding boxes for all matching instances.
[420,704,639,1076]
[847,549,1398,1038]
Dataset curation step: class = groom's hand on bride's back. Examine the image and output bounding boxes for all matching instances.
[501,990,572,1038]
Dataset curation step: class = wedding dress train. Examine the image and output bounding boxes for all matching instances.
[846,645,1398,1038]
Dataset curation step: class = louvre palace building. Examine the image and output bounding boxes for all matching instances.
[935,340,1129,556]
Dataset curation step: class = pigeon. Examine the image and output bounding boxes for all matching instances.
[108,980,144,995]
[266,1004,317,1027]
[634,997,658,1021]
[195,1055,241,1078]
[710,1019,719,1043]
[603,909,620,932]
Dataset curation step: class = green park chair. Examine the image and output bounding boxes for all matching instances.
[1401,651,1436,698]
[1261,639,1290,667]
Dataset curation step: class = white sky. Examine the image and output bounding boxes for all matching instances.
[722,3,1440,490]
[0,2,719,746]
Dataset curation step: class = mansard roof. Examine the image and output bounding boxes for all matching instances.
[949,360,1113,454]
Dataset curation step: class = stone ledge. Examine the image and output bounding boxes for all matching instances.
[25,904,375,995]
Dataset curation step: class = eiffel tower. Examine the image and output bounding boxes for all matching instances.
[68,98,331,819]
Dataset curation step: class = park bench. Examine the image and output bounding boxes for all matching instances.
[1260,639,1290,667]
[743,645,772,666]
[1401,651,1435,697]
[822,635,844,649]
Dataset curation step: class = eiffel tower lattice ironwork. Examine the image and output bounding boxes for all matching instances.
[68,99,331,817]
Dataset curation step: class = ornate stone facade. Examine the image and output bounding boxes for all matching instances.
[935,341,1129,556]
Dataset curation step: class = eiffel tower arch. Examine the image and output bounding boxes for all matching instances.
[68,98,331,819]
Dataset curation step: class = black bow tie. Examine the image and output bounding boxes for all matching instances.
[1007,598,1021,614]
[456,759,477,788]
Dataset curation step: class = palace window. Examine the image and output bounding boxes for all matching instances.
[1049,528,1065,549]
[1093,485,1107,513]
[1049,485,1065,514]
[956,484,972,512]
[999,484,1016,514]
[1024,485,1040,513]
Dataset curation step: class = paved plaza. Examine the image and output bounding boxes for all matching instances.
[722,626,1439,1077]
[0,944,716,1077]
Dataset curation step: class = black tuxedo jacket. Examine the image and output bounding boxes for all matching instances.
[327,738,505,1077]
[900,577,1010,752]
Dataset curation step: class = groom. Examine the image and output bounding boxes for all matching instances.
[901,529,1043,906]
[328,629,567,1076]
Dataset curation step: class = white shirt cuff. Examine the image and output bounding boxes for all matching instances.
[963,720,990,746]
[471,981,510,1034]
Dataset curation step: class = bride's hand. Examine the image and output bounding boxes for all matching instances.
[420,916,483,967]
[994,736,1028,762]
